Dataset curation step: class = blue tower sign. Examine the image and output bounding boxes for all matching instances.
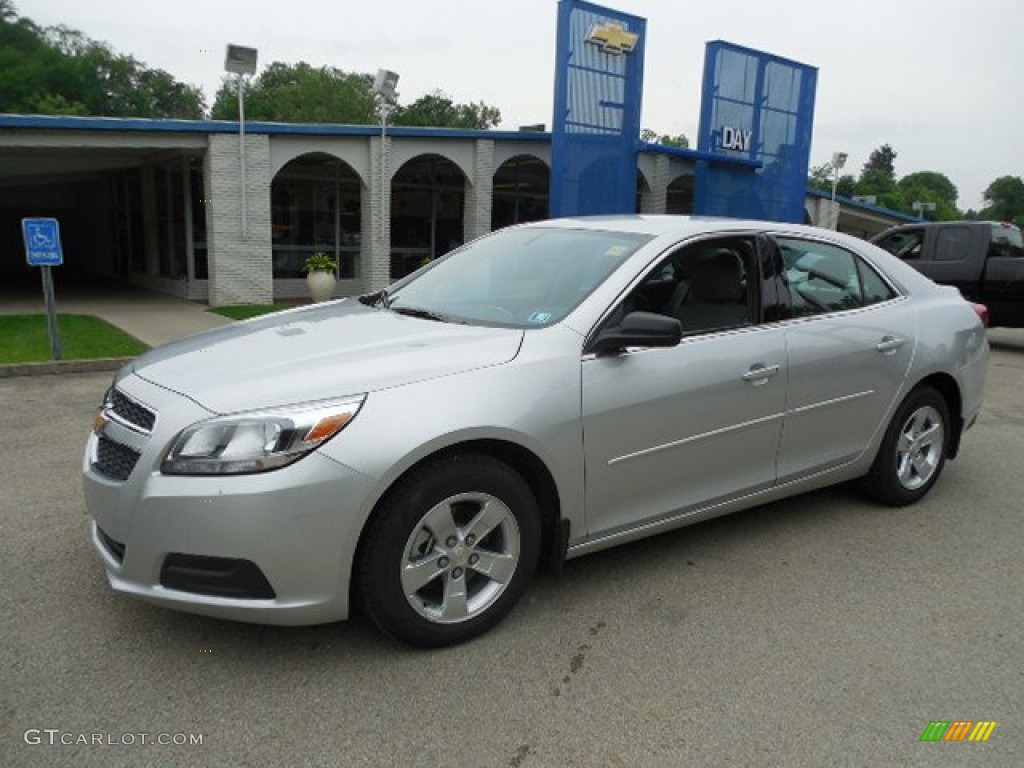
[550,0,646,217]
[695,41,818,223]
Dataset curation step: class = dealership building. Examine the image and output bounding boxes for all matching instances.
[0,5,921,306]
[0,114,915,305]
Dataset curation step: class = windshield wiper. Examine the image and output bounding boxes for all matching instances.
[391,306,449,322]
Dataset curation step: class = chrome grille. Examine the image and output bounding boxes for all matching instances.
[109,388,156,433]
[95,435,141,481]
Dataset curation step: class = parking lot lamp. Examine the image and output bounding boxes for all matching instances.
[224,45,259,238]
[912,201,937,221]
[373,70,400,242]
[830,151,848,202]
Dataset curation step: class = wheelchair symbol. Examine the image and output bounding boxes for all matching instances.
[30,227,54,247]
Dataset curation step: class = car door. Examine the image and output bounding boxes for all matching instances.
[975,224,1024,326]
[580,235,788,539]
[772,235,916,482]
[914,224,986,301]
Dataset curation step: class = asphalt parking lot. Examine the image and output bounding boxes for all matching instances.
[3,331,1022,768]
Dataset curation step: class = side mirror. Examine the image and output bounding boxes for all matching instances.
[590,311,682,355]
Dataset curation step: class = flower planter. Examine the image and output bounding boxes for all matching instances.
[306,270,337,303]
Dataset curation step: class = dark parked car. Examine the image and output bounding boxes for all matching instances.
[871,221,1024,327]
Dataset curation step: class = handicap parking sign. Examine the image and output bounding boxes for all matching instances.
[22,218,64,266]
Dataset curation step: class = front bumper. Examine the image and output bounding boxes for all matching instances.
[82,375,377,626]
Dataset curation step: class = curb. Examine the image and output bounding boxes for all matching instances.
[0,357,132,378]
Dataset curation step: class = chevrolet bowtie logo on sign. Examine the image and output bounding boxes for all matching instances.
[585,22,639,55]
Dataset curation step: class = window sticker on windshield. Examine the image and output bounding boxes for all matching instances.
[605,245,630,258]
[527,311,552,324]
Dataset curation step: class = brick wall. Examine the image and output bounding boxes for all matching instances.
[205,133,273,305]
[362,136,392,292]
[464,139,495,241]
[638,154,671,214]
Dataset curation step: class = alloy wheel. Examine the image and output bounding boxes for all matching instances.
[400,492,521,624]
[895,405,945,491]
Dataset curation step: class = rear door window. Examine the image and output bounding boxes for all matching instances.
[934,226,972,261]
[776,237,896,317]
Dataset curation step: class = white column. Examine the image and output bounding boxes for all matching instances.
[205,134,273,305]
[364,135,392,291]
[463,139,495,241]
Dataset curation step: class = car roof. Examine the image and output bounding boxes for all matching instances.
[517,215,875,250]
[520,214,770,237]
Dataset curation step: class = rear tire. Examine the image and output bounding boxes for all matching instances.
[862,387,950,507]
[356,454,540,648]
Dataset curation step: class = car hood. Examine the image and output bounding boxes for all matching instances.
[129,299,524,413]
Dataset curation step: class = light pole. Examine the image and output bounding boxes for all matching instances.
[912,201,936,221]
[373,69,400,244]
[224,45,258,239]
[830,151,848,202]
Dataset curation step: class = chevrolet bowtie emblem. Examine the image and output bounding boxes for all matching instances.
[586,22,639,55]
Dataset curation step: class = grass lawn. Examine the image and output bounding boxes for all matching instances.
[0,314,149,364]
[207,303,299,320]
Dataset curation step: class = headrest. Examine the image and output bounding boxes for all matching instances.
[688,250,743,302]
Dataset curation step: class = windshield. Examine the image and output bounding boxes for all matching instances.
[385,226,653,328]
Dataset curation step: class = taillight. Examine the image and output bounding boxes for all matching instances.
[970,302,989,328]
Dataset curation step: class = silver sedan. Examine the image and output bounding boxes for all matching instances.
[83,216,989,647]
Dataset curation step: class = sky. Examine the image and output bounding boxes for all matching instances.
[16,0,1024,210]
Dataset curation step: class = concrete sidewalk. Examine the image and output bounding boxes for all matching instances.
[0,282,233,348]
[0,280,239,376]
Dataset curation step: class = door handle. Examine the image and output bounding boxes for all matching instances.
[742,363,781,384]
[876,336,906,354]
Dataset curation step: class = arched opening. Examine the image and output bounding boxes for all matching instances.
[390,154,467,279]
[667,175,695,214]
[271,153,362,280]
[492,154,549,230]
[636,171,651,213]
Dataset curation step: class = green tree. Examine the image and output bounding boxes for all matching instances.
[394,90,501,129]
[807,163,830,192]
[212,68,502,129]
[640,129,689,148]
[861,143,897,178]
[1,0,19,22]
[852,144,899,208]
[980,176,1024,225]
[836,176,857,198]
[814,146,971,220]
[808,163,855,197]
[898,171,957,203]
[0,4,204,118]
[896,171,959,221]
[211,62,377,123]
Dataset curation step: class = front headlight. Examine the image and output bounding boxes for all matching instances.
[161,395,365,475]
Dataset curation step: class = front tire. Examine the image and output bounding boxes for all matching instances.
[862,387,950,507]
[356,454,541,648]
